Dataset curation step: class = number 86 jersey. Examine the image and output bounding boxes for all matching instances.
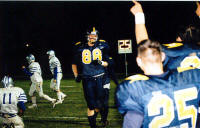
[116,69,200,128]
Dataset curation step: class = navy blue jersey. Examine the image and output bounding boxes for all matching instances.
[73,40,110,77]
[116,69,200,128]
[162,42,200,71]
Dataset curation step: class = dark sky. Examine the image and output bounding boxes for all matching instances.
[0,1,197,78]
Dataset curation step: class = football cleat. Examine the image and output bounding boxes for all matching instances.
[53,99,64,108]
[61,94,67,100]
[28,104,37,109]
[100,120,109,127]
[51,99,57,104]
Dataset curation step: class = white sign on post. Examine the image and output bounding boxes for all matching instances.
[118,40,132,54]
[118,40,132,76]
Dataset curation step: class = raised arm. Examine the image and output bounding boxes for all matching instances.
[196,2,200,18]
[130,0,149,44]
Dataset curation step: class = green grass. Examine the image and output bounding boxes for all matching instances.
[15,79,123,128]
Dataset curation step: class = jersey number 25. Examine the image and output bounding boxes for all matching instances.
[148,87,197,128]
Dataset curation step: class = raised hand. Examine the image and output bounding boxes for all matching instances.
[130,0,143,16]
[196,2,200,17]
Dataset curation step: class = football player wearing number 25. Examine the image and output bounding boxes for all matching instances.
[116,39,200,128]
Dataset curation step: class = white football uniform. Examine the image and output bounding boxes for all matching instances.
[28,62,43,96]
[0,87,27,128]
[49,56,63,91]
[29,62,42,83]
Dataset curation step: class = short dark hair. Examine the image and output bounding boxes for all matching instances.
[137,40,162,63]
[137,40,162,56]
[176,25,200,45]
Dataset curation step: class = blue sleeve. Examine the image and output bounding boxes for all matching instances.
[54,67,58,79]
[123,111,144,128]
[23,68,33,76]
[72,48,81,65]
[116,81,143,114]
[18,101,26,111]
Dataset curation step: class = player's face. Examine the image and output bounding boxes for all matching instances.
[88,34,97,43]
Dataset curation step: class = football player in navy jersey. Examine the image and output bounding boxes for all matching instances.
[72,27,111,128]
[131,2,200,126]
[116,39,200,128]
[131,1,200,71]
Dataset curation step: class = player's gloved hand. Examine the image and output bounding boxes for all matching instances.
[92,60,102,65]
[75,75,81,83]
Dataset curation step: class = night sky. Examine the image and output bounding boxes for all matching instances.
[0,1,197,78]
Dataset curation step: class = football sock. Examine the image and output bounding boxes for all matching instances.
[60,92,66,98]
[57,92,62,101]
[31,96,36,104]
[88,113,97,128]
[100,107,108,123]
[43,94,54,102]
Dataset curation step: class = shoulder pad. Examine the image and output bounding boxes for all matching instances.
[75,42,81,46]
[33,62,39,66]
[125,74,149,83]
[14,87,24,92]
[162,42,183,48]
[99,39,106,42]
[52,57,58,61]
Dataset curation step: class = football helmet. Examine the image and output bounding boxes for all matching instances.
[87,27,98,43]
[1,76,14,88]
[47,50,55,59]
[26,54,35,64]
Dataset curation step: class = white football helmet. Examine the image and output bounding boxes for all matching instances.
[87,27,98,43]
[26,54,35,64]
[1,76,14,88]
[47,50,55,59]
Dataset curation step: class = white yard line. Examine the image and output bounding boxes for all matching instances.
[61,86,76,88]
[43,91,81,93]
[24,116,121,121]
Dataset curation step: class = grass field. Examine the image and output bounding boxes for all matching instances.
[15,79,123,128]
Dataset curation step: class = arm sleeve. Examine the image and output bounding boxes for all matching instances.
[18,90,27,103]
[72,52,80,65]
[17,101,26,111]
[115,81,143,115]
[23,68,33,76]
[123,111,144,128]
